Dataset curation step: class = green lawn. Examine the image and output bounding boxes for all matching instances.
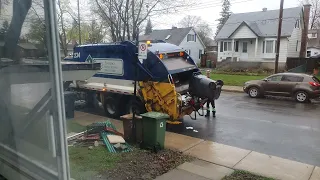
[222,170,275,180]
[67,120,86,133]
[210,74,266,86]
[69,146,120,180]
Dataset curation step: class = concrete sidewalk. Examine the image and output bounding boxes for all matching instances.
[72,111,319,180]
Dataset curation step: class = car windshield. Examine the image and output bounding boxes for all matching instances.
[313,76,320,83]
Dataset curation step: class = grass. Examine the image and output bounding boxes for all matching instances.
[67,120,86,133]
[69,146,120,180]
[210,73,266,86]
[222,170,275,180]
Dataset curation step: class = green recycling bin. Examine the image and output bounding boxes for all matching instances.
[141,112,169,151]
[206,60,211,68]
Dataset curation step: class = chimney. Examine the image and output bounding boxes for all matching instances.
[262,8,267,12]
[300,4,311,57]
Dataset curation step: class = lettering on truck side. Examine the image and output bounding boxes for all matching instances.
[94,58,124,76]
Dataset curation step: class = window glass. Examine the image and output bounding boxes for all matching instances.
[0,0,69,179]
[267,75,283,81]
[242,42,247,53]
[199,49,202,58]
[235,41,239,52]
[187,34,195,42]
[313,76,320,83]
[282,75,304,82]
[265,40,274,53]
[223,41,232,51]
[307,51,311,57]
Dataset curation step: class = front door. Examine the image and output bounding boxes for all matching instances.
[261,74,283,94]
[240,41,248,60]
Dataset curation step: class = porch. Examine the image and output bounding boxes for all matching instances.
[218,38,278,62]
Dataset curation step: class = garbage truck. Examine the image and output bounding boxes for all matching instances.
[66,41,223,122]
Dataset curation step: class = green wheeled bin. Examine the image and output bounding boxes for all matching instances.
[141,112,169,151]
[206,60,211,68]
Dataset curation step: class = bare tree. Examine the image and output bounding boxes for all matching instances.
[178,15,201,28]
[93,0,190,42]
[303,0,320,29]
[179,15,213,47]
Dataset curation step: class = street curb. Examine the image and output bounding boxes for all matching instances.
[222,89,243,93]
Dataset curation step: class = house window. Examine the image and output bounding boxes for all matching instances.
[187,34,196,42]
[199,49,202,59]
[220,42,223,52]
[312,33,316,37]
[234,41,239,52]
[223,41,232,51]
[307,51,311,57]
[296,40,300,51]
[295,20,300,28]
[262,39,276,53]
[242,42,248,53]
[265,40,274,53]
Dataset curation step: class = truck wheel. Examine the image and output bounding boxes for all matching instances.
[126,99,146,115]
[104,96,120,118]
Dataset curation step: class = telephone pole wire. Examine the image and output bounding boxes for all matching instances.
[275,0,284,74]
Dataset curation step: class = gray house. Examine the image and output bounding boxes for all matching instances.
[215,6,311,69]
[140,27,206,64]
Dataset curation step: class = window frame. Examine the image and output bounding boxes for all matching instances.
[187,34,196,42]
[262,39,277,54]
[223,41,232,52]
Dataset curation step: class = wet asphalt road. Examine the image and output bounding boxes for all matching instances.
[167,92,320,166]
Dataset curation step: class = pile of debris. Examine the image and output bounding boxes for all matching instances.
[68,120,132,153]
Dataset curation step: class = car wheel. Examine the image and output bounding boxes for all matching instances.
[295,91,309,103]
[248,87,260,98]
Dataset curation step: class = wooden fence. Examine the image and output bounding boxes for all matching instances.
[286,57,320,73]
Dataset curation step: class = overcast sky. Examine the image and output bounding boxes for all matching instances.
[153,0,302,34]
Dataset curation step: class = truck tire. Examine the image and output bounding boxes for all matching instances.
[126,98,146,115]
[104,96,120,118]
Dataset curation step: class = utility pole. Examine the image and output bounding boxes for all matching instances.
[275,0,284,74]
[132,27,139,143]
[77,0,81,44]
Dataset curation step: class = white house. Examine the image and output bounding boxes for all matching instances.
[140,27,206,64]
[215,6,310,67]
[307,29,320,57]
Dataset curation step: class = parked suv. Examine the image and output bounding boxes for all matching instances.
[243,73,320,103]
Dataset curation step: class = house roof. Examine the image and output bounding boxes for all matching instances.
[18,43,37,50]
[139,27,193,45]
[216,7,302,39]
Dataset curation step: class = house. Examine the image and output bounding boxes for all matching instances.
[307,29,320,57]
[60,40,78,58]
[139,27,206,64]
[17,43,38,58]
[205,38,218,52]
[215,5,311,69]
[0,41,38,58]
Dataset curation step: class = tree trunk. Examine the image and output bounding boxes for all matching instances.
[4,0,32,61]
